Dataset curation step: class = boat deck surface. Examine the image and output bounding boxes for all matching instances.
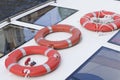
[0,0,120,80]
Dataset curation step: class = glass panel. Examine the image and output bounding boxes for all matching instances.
[108,30,120,46]
[18,5,78,26]
[66,47,120,80]
[0,24,38,58]
[0,0,51,21]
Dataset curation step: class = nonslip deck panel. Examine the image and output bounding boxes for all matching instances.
[66,46,120,80]
[108,30,120,46]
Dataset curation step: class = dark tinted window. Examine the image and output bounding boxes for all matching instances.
[18,5,78,26]
[0,0,50,21]
[0,24,37,58]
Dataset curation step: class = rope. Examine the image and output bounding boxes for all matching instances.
[85,10,120,34]
[24,69,30,78]
[100,10,107,16]
[98,10,101,18]
[85,16,91,19]
[82,16,90,21]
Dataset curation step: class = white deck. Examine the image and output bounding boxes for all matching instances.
[0,0,120,80]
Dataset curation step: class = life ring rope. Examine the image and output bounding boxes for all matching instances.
[80,10,120,32]
[5,46,61,77]
[111,23,117,29]
[24,69,30,78]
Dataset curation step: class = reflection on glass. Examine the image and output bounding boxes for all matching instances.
[18,5,78,26]
[108,31,120,46]
[0,0,51,21]
[66,47,120,80]
[0,24,37,58]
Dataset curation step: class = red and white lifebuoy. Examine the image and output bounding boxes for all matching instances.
[34,24,81,49]
[80,10,120,32]
[5,46,61,77]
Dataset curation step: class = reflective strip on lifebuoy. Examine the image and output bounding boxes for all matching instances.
[7,63,17,71]
[47,26,53,33]
[66,39,72,47]
[43,64,51,73]
[5,46,61,77]
[80,10,120,32]
[44,48,53,56]
[34,24,81,49]
[19,48,27,56]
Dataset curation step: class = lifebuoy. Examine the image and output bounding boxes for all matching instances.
[5,46,61,77]
[80,10,120,32]
[34,24,81,49]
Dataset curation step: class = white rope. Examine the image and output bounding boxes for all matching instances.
[84,10,120,34]
[95,23,99,32]
[100,24,113,31]
[91,12,96,17]
[104,15,112,19]
[98,12,114,32]
[97,24,106,36]
[84,16,91,19]
[90,17,99,23]
[114,14,120,18]
[98,11,101,18]
[100,10,109,16]
[82,17,89,21]
[111,13,118,18]
[82,20,89,27]
[97,24,113,36]
[84,10,120,36]
[90,11,103,32]
[24,69,30,78]
[101,11,120,22]
[82,15,92,27]
[111,23,118,30]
